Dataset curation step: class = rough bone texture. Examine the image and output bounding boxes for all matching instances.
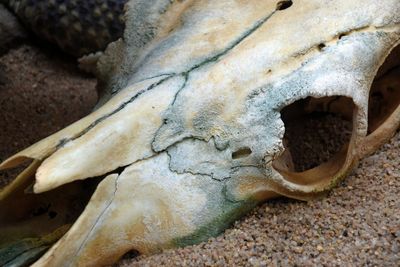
[0,0,399,266]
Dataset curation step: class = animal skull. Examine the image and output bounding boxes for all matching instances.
[0,0,399,266]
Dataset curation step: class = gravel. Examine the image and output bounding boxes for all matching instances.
[0,44,399,267]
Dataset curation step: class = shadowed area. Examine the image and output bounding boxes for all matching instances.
[2,0,127,56]
[368,44,400,134]
[0,44,97,189]
[0,44,98,266]
[277,96,354,173]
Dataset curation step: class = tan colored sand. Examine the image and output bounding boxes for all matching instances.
[0,44,398,267]
[0,44,97,188]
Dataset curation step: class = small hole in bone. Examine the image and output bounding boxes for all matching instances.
[120,249,140,261]
[367,44,400,134]
[276,0,293,11]
[318,43,326,51]
[273,96,354,174]
[232,147,252,159]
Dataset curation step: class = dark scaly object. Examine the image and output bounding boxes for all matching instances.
[2,0,127,57]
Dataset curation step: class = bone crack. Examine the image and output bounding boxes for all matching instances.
[72,174,120,266]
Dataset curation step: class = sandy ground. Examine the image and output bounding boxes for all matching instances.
[0,44,97,187]
[0,44,398,266]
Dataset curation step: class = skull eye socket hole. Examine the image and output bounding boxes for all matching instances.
[367,44,400,134]
[272,96,355,186]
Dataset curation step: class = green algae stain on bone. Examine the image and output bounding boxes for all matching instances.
[172,198,259,247]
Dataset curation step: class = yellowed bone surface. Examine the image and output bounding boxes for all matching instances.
[1,0,399,266]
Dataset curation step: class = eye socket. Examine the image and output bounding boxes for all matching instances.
[367,44,400,135]
[272,96,355,186]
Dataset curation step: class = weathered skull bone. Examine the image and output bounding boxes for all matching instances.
[0,0,399,266]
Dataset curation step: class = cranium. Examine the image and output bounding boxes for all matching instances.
[0,0,399,266]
